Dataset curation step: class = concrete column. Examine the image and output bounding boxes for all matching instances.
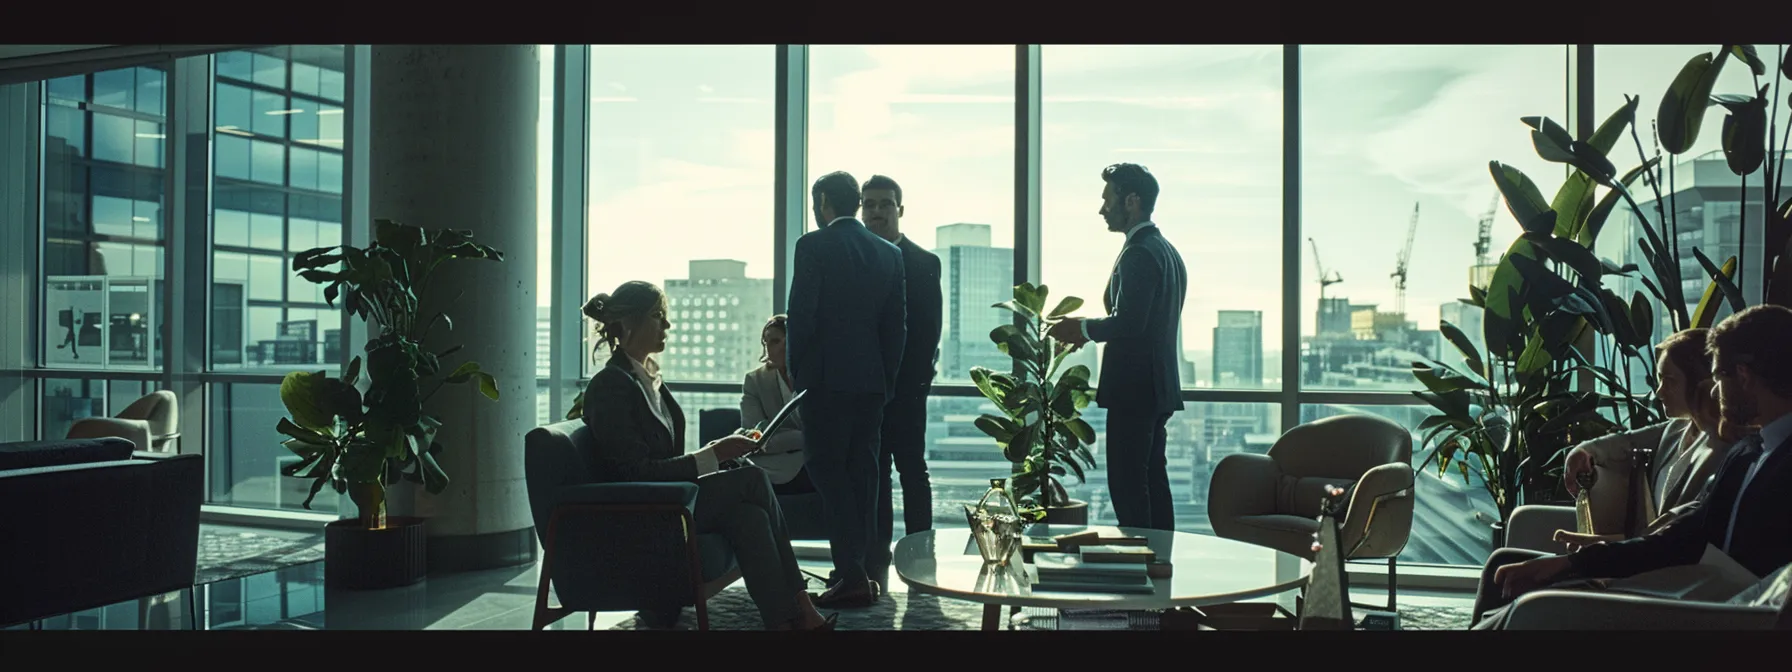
[370,45,539,572]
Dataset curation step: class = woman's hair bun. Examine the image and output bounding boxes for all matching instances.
[582,294,610,322]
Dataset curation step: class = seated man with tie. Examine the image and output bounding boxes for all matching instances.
[1474,304,1792,629]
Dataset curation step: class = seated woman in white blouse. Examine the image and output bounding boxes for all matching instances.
[740,314,816,496]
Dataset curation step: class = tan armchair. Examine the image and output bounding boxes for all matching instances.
[65,390,181,453]
[1208,414,1415,609]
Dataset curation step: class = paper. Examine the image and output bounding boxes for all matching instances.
[1602,544,1762,602]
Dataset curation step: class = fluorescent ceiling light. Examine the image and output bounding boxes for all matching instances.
[134,133,164,139]
[132,216,150,222]
[316,109,343,115]
[265,109,302,115]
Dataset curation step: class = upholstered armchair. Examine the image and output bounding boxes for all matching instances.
[1501,562,1791,630]
[697,407,827,541]
[65,390,180,453]
[523,420,741,630]
[1208,414,1415,609]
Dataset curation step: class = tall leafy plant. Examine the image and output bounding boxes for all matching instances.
[970,282,1098,514]
[275,219,504,528]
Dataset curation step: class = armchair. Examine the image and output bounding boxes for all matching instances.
[523,420,741,630]
[65,390,180,453]
[1208,414,1415,610]
[1501,562,1790,630]
[697,407,826,541]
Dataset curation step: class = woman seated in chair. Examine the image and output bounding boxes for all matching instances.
[1470,327,1738,626]
[580,281,835,631]
[741,314,815,496]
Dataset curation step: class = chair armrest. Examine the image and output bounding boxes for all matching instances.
[66,417,153,453]
[1507,505,1577,554]
[1339,462,1413,559]
[1209,453,1281,521]
[553,482,699,510]
[1503,590,1780,630]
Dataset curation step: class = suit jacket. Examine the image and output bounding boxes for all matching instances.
[740,364,807,484]
[1573,418,1736,535]
[1570,432,1792,580]
[579,352,693,483]
[787,217,907,402]
[894,235,943,400]
[1083,225,1188,416]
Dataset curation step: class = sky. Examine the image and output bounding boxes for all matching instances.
[533,44,1785,382]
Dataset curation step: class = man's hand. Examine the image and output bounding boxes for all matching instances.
[1492,555,1573,600]
[1564,448,1595,496]
[708,435,758,462]
[1552,530,1620,552]
[1048,318,1088,347]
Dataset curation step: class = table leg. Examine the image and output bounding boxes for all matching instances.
[982,604,1002,630]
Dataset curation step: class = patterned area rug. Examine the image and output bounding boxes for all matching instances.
[196,527,326,585]
[608,583,1476,631]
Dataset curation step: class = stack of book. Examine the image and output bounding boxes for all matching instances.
[1030,546,1158,594]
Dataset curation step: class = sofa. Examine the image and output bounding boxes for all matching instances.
[0,437,203,627]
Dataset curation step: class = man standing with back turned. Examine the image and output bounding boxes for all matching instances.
[1048,163,1188,532]
[787,171,907,608]
[859,174,943,590]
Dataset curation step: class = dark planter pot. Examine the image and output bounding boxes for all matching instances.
[1042,499,1089,526]
[325,516,429,590]
[1490,521,1507,550]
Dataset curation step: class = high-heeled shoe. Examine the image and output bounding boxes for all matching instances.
[805,612,839,631]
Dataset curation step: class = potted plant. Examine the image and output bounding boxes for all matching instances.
[970,282,1099,525]
[275,218,503,590]
[1415,43,1792,546]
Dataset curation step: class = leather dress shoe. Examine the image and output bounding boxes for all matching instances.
[811,579,880,608]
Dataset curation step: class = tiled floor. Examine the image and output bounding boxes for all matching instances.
[10,524,1476,631]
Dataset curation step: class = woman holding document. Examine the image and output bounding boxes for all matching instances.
[741,314,817,495]
[579,281,835,631]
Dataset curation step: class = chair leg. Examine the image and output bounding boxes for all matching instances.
[695,596,710,631]
[588,612,598,630]
[188,587,201,631]
[1385,557,1398,612]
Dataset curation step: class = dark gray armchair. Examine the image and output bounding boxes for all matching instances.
[523,420,742,630]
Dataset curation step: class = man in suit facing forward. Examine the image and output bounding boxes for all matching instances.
[1048,163,1188,532]
[787,171,907,608]
[858,174,943,590]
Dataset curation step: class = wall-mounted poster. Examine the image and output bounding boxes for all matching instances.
[44,277,106,368]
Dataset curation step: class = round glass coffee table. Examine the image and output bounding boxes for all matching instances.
[893,525,1310,630]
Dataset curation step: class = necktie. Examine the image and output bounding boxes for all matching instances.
[1721,435,1768,554]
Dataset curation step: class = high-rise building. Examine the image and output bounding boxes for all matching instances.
[1316,296,1352,338]
[661,259,773,382]
[935,223,1013,381]
[1212,310,1263,387]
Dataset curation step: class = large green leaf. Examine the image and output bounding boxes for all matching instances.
[1516,332,1553,375]
[280,370,337,432]
[1489,162,1554,232]
[1523,116,1578,164]
[1412,389,1473,422]
[417,450,449,494]
[1549,171,1599,241]
[1729,44,1767,77]
[975,414,1018,443]
[1579,157,1662,248]
[1690,251,1742,328]
[1715,86,1769,176]
[1657,49,1730,155]
[1013,283,1047,316]
[1438,319,1486,379]
[1587,95,1640,157]
[1046,296,1084,319]
[1526,232,1603,283]
[1630,291,1655,345]
[475,372,500,401]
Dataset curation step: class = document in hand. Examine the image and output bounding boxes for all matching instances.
[1602,544,1762,602]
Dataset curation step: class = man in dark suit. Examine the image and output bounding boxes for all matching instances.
[1048,163,1188,532]
[858,174,943,590]
[787,170,907,608]
[1477,304,1792,628]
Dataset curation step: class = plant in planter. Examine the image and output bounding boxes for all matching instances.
[970,282,1099,525]
[275,219,503,588]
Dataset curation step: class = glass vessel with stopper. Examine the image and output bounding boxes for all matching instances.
[1574,470,1598,535]
[965,478,1025,566]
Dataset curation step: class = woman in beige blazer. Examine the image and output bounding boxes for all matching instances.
[1560,327,1737,543]
[741,315,815,495]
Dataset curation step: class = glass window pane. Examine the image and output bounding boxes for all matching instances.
[585,47,775,380]
[215,83,252,132]
[132,198,162,241]
[216,134,251,180]
[251,90,288,138]
[288,147,318,191]
[317,106,343,148]
[46,105,86,158]
[47,75,86,103]
[92,69,134,110]
[1300,46,1568,391]
[289,101,319,144]
[92,195,133,237]
[216,51,254,82]
[318,152,342,194]
[135,67,165,115]
[292,63,321,97]
[250,140,285,185]
[215,209,250,247]
[253,52,288,89]
[91,113,133,164]
[41,379,106,441]
[249,255,283,302]
[318,221,342,249]
[288,218,318,253]
[320,68,345,102]
[250,213,284,250]
[208,382,346,514]
[133,120,164,169]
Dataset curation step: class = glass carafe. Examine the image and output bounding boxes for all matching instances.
[965,478,1025,566]
[1574,470,1597,535]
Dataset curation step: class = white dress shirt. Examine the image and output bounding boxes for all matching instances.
[625,353,719,477]
[1722,411,1792,552]
[1081,221,1157,341]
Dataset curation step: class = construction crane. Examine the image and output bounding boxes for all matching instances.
[1391,202,1420,317]
[1308,235,1343,301]
[1473,194,1498,267]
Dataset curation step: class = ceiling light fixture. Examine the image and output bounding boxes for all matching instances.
[316,109,343,115]
[265,109,303,116]
[134,133,165,139]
